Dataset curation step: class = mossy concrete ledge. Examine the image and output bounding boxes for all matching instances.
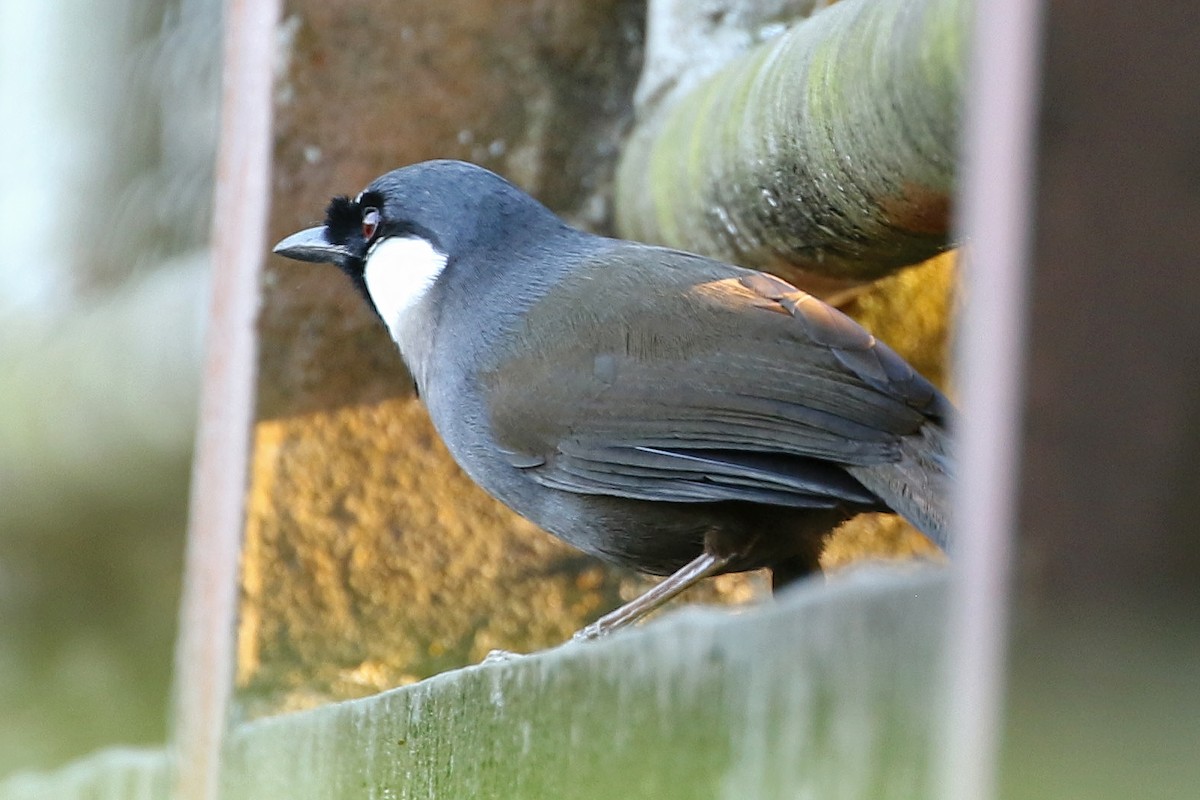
[222,568,949,800]
[0,748,170,800]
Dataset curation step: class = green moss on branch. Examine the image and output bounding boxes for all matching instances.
[616,0,968,288]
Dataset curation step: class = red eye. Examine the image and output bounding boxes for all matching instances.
[361,207,380,240]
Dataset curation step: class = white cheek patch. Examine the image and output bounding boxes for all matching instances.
[363,236,449,340]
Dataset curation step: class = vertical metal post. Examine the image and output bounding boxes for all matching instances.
[171,1,279,798]
[939,0,1043,797]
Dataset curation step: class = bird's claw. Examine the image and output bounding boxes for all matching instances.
[481,648,523,664]
[571,622,605,642]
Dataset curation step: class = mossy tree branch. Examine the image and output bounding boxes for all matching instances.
[616,0,968,292]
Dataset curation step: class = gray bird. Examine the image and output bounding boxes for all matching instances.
[274,160,953,638]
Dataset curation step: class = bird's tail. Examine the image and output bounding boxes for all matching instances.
[845,423,953,552]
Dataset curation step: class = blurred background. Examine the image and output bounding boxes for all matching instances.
[2,0,1197,796]
[0,0,220,776]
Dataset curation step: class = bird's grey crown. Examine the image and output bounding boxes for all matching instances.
[317,160,567,271]
[361,160,570,262]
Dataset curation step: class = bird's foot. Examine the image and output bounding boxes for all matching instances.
[481,648,524,664]
[571,622,605,643]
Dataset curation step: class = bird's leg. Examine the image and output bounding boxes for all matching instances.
[572,551,732,641]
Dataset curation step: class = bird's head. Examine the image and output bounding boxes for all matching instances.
[273,159,564,333]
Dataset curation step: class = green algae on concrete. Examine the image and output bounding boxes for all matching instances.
[222,568,948,800]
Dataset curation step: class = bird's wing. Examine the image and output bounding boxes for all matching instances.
[481,243,949,509]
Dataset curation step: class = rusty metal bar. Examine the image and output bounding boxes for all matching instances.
[939,0,1043,797]
[170,1,280,798]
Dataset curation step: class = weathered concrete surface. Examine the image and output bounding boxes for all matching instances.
[252,0,953,717]
[224,570,949,800]
[0,749,169,800]
[0,572,950,800]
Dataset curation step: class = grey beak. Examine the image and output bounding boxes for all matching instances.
[273,226,352,264]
